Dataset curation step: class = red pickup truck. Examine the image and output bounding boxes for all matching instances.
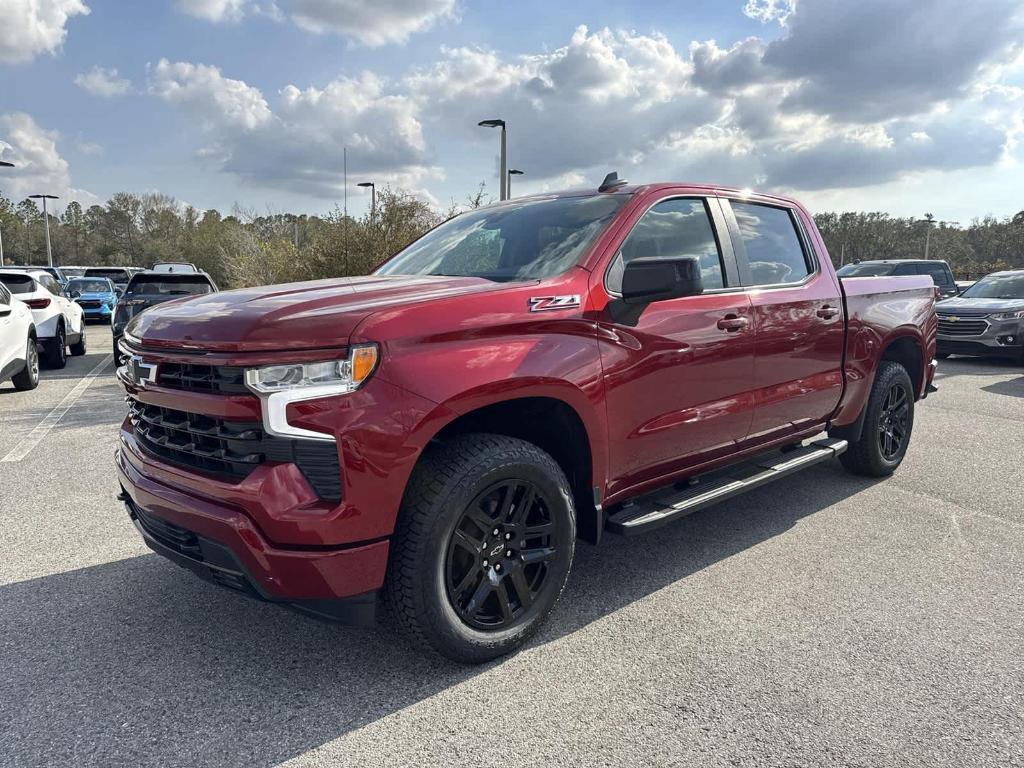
[115,179,937,662]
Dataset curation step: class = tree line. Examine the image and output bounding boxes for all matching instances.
[2,187,1022,287]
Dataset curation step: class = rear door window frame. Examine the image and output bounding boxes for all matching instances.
[719,198,820,290]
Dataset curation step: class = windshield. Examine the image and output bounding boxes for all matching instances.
[959,273,1024,299]
[376,194,628,281]
[836,263,895,277]
[0,274,35,294]
[125,275,213,295]
[68,279,112,293]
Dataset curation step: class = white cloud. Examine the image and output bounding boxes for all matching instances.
[0,113,96,205]
[0,0,90,64]
[148,61,432,196]
[175,0,247,22]
[74,66,132,97]
[289,0,456,45]
[742,0,795,24]
[149,59,272,130]
[175,0,454,45]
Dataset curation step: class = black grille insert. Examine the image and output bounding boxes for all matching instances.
[937,318,988,336]
[126,396,342,500]
[158,362,248,394]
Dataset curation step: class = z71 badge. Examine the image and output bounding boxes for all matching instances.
[528,295,581,312]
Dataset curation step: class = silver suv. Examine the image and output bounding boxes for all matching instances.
[935,270,1024,362]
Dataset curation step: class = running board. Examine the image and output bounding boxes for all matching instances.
[605,438,848,536]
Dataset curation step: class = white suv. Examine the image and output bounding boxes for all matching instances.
[0,281,39,390]
[0,269,85,369]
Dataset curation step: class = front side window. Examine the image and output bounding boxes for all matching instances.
[377,194,627,282]
[731,202,812,286]
[607,198,725,293]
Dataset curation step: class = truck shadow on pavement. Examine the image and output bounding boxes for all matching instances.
[0,463,879,768]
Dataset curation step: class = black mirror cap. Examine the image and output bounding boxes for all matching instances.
[621,256,704,305]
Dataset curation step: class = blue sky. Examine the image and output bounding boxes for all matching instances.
[1,0,1022,222]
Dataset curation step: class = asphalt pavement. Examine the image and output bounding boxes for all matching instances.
[1,323,1021,767]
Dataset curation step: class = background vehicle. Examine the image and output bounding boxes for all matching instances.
[61,266,87,278]
[935,270,1024,361]
[0,281,39,391]
[112,270,218,360]
[15,266,72,286]
[151,262,198,273]
[83,267,133,293]
[67,277,118,324]
[0,269,85,368]
[955,279,976,294]
[837,259,957,298]
[115,181,936,663]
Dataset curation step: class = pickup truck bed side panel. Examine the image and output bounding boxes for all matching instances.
[831,276,937,427]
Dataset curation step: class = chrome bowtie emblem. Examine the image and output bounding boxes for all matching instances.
[948,316,959,322]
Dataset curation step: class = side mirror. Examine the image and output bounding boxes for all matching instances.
[621,256,704,305]
[69,289,80,299]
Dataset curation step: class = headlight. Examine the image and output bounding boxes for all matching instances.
[990,310,1024,320]
[245,344,379,394]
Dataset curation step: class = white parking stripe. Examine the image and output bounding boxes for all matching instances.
[1,353,114,463]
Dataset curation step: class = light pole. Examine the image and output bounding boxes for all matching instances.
[507,169,523,197]
[357,182,376,224]
[478,119,507,201]
[0,161,12,266]
[28,193,59,267]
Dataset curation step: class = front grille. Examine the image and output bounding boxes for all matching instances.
[77,299,102,309]
[158,362,248,394]
[937,317,988,336]
[126,396,341,500]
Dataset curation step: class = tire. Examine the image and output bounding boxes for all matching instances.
[70,328,87,356]
[43,323,67,369]
[839,360,915,477]
[385,434,576,664]
[11,337,40,391]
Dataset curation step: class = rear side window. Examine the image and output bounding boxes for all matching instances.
[0,275,36,294]
[731,202,812,286]
[0,284,10,304]
[125,276,213,295]
[608,198,725,293]
[893,264,917,276]
[40,275,62,296]
[919,263,953,287]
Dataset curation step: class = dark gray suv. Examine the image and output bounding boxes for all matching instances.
[935,270,1024,362]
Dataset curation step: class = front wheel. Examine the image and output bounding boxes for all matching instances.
[838,360,915,477]
[385,434,576,664]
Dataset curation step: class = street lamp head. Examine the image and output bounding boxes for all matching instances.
[356,182,374,189]
[508,169,524,176]
[0,161,14,168]
[28,194,59,200]
[478,119,505,129]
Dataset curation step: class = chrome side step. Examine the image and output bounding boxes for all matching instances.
[605,438,848,536]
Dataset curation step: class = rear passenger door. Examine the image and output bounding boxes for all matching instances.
[721,199,845,445]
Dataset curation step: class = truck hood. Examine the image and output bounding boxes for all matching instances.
[125,274,506,352]
[935,296,1024,316]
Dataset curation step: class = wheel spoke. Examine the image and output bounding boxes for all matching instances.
[452,528,482,556]
[508,567,533,609]
[523,521,553,539]
[464,575,494,617]
[464,506,497,538]
[494,581,514,623]
[452,566,480,598]
[511,486,536,526]
[521,546,556,566]
[496,482,518,522]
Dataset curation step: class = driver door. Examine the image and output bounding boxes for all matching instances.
[595,195,756,498]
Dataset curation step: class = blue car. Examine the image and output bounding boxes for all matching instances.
[66,277,118,323]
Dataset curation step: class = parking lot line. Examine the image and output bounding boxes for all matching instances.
[1,354,115,464]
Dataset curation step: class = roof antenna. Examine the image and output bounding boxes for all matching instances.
[599,171,627,192]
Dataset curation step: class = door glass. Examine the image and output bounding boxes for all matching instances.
[920,263,952,287]
[608,198,725,293]
[731,202,812,286]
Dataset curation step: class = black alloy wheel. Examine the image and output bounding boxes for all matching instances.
[445,479,557,630]
[877,381,909,461]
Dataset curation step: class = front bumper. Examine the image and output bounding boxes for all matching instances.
[81,305,113,319]
[116,443,389,613]
[937,316,1023,358]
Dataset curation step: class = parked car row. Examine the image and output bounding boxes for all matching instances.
[0,268,86,374]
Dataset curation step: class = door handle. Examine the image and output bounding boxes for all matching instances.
[717,315,749,332]
[816,305,840,319]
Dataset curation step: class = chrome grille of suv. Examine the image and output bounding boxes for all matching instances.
[126,396,342,500]
[937,317,988,336]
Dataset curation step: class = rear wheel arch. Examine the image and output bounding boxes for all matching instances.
[878,334,924,398]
